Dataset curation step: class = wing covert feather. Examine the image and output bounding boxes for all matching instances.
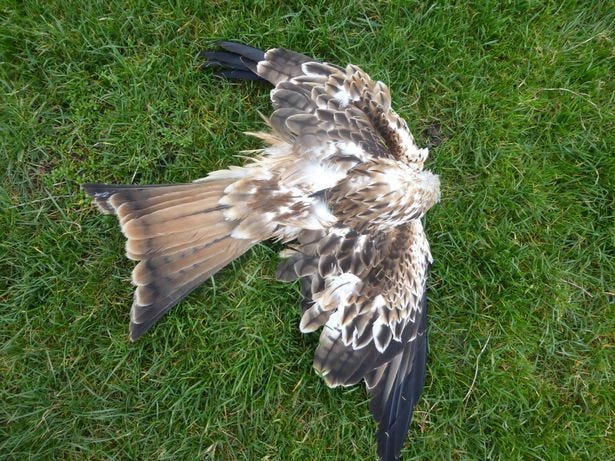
[276,221,432,459]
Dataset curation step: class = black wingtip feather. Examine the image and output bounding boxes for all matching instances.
[376,334,427,460]
[215,41,266,63]
[199,51,248,70]
[216,70,265,80]
[372,292,429,461]
[199,41,266,82]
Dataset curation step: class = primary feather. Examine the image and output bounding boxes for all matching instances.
[85,41,440,460]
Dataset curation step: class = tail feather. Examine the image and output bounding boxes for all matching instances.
[83,181,255,341]
[126,223,232,259]
[133,235,233,286]
[129,252,233,341]
[131,237,244,326]
[121,201,227,239]
[117,188,226,224]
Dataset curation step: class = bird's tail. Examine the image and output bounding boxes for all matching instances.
[83,180,255,341]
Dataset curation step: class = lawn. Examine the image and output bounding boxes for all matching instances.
[1,1,613,459]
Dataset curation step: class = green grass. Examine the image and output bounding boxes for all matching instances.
[1,1,613,459]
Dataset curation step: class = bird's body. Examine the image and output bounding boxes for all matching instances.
[85,42,440,460]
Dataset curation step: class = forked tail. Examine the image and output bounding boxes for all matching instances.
[84,180,255,340]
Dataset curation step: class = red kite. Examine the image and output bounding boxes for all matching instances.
[85,41,440,460]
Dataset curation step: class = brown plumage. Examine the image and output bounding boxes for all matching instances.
[85,41,440,461]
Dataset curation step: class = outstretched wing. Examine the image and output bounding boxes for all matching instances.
[277,222,432,460]
[201,42,429,168]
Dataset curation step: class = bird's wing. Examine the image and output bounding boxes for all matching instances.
[202,42,429,167]
[277,222,431,460]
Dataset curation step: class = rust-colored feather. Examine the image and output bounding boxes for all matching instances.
[84,181,255,340]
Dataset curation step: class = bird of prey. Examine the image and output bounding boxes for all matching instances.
[84,41,440,460]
